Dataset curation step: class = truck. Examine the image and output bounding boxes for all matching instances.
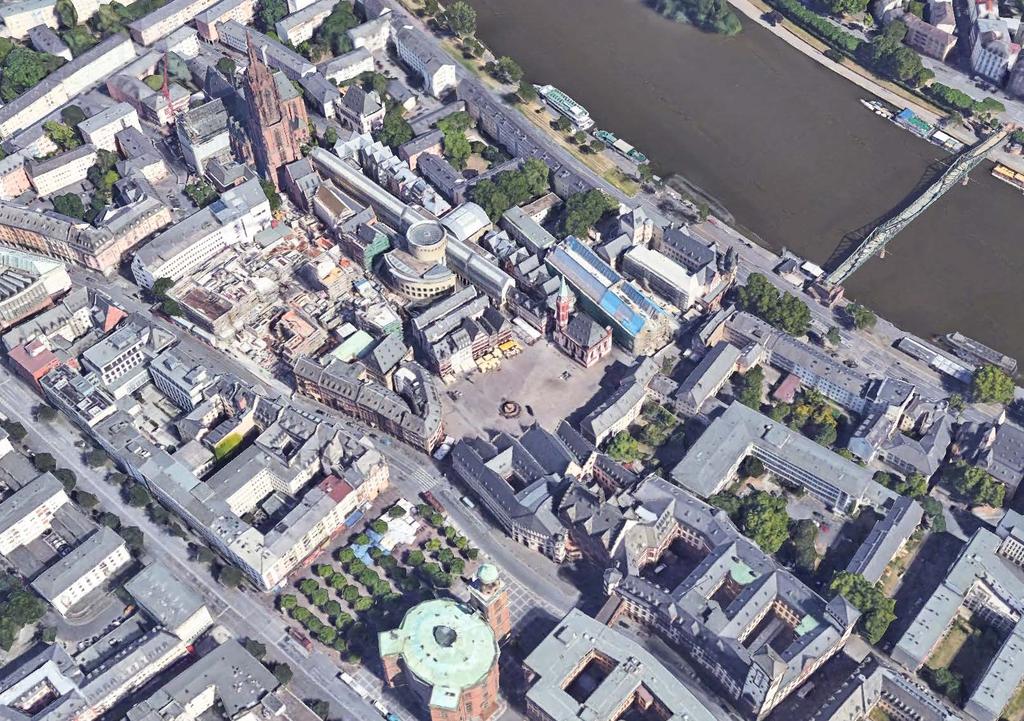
[288,627,313,652]
[420,490,445,515]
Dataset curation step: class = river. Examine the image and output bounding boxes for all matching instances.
[467,0,1024,365]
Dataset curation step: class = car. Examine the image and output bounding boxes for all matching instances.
[460,495,476,509]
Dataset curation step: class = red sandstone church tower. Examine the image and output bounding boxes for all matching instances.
[242,37,309,187]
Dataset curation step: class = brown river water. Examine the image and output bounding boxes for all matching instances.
[468,0,1024,363]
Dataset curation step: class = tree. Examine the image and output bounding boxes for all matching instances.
[321,126,338,148]
[271,662,293,686]
[735,273,811,336]
[971,364,1014,405]
[61,26,96,57]
[944,461,1004,507]
[370,519,388,534]
[830,572,896,644]
[376,106,414,148]
[60,105,86,129]
[255,0,287,32]
[55,0,78,28]
[516,80,537,103]
[259,178,282,212]
[562,189,615,238]
[196,547,216,564]
[32,453,56,473]
[783,518,819,573]
[215,57,236,77]
[353,596,373,611]
[817,0,869,15]
[219,566,244,588]
[407,549,425,567]
[654,0,741,34]
[312,1,359,55]
[572,130,587,144]
[116,526,142,555]
[124,483,150,508]
[55,468,77,490]
[243,638,267,659]
[589,139,606,154]
[555,115,573,133]
[85,449,107,468]
[856,21,930,87]
[1,49,64,102]
[845,303,877,330]
[919,496,946,532]
[42,120,80,151]
[606,431,642,462]
[443,131,471,169]
[150,277,175,302]
[388,505,407,519]
[73,490,97,509]
[98,511,120,530]
[423,0,440,15]
[737,366,764,409]
[491,56,523,84]
[0,421,26,442]
[336,547,355,565]
[739,492,789,553]
[36,405,57,422]
[826,327,841,346]
[948,393,966,415]
[441,0,477,36]
[741,456,765,478]
[52,193,85,219]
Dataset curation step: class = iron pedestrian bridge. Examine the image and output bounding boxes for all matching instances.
[825,127,1009,287]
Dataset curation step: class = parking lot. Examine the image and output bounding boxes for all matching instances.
[442,338,629,441]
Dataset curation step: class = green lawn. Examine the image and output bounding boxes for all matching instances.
[925,620,970,670]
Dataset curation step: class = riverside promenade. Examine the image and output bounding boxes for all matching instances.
[725,0,1024,173]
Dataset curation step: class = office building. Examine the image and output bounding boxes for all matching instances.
[124,562,213,643]
[194,0,257,41]
[670,402,896,514]
[523,609,717,721]
[126,640,281,721]
[588,475,856,719]
[275,0,334,44]
[450,425,579,562]
[393,25,457,98]
[131,177,271,289]
[675,341,740,415]
[294,356,445,452]
[32,527,130,615]
[27,145,97,197]
[893,528,1024,721]
[77,103,141,152]
[0,472,68,555]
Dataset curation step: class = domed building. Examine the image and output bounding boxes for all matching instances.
[380,599,501,721]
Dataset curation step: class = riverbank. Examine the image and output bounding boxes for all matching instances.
[466,0,1024,363]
